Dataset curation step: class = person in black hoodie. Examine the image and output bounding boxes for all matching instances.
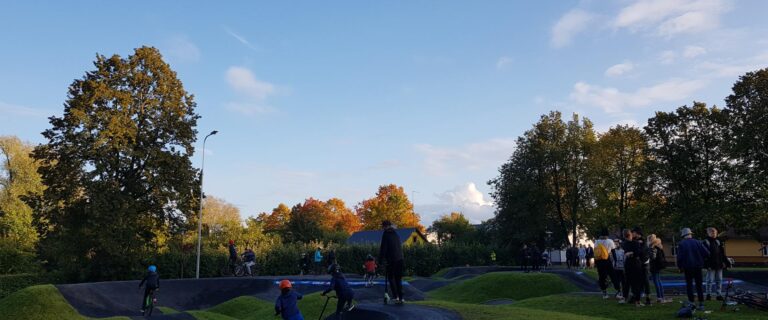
[322,264,355,316]
[379,220,405,304]
[530,243,541,272]
[621,229,643,306]
[703,227,730,300]
[139,265,160,313]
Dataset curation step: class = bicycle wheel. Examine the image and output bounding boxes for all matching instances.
[234,265,244,277]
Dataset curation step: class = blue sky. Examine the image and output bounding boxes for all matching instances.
[1,1,767,224]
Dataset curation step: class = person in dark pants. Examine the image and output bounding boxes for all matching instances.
[530,244,541,272]
[611,239,626,302]
[379,220,405,304]
[322,264,355,316]
[622,229,643,306]
[594,229,616,299]
[228,240,238,270]
[586,244,594,269]
[632,227,652,306]
[520,244,529,272]
[677,227,710,311]
[139,265,160,313]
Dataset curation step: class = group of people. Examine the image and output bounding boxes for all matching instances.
[589,226,730,311]
[519,243,549,272]
[228,240,257,276]
[567,243,595,269]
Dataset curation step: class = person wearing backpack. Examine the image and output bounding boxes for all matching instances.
[611,238,626,302]
[594,229,616,299]
[703,227,730,301]
[648,234,670,303]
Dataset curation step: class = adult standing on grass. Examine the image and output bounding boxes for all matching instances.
[648,234,670,304]
[586,244,594,269]
[578,244,587,269]
[379,220,405,304]
[632,227,652,306]
[530,243,541,272]
[677,227,710,311]
[621,229,643,306]
[594,229,616,299]
[566,244,574,269]
[611,238,626,302]
[703,227,730,301]
[520,244,529,273]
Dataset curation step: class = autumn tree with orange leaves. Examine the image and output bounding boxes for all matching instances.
[356,184,423,232]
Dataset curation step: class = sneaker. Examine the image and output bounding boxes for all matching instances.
[706,294,712,301]
[635,302,644,307]
[645,298,652,306]
[615,292,623,299]
[618,298,626,304]
[602,291,609,299]
[346,302,356,311]
[716,295,723,301]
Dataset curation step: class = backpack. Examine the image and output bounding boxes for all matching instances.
[676,305,693,318]
[595,242,610,260]
[611,249,625,270]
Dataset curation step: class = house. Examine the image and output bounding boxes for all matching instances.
[347,228,428,246]
[662,228,768,266]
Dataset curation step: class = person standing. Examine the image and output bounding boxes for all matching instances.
[379,220,405,304]
[703,227,730,300]
[566,245,574,269]
[622,229,643,306]
[648,234,669,303]
[594,229,616,299]
[586,244,595,269]
[632,227,652,306]
[520,244,529,273]
[530,243,541,272]
[611,238,626,302]
[314,247,323,275]
[677,227,710,310]
[578,244,587,269]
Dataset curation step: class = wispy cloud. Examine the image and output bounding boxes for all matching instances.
[162,35,201,63]
[225,66,279,116]
[0,101,51,118]
[551,9,595,48]
[417,182,495,224]
[496,56,513,70]
[224,26,260,52]
[570,78,708,113]
[415,138,516,177]
[605,61,634,77]
[614,0,731,37]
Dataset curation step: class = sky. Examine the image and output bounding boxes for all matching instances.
[1,1,767,225]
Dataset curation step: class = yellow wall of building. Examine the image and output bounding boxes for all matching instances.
[403,231,426,246]
[726,239,764,257]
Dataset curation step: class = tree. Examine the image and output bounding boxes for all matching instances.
[585,125,648,233]
[490,111,595,247]
[326,198,361,235]
[201,196,242,248]
[257,203,291,235]
[645,102,733,232]
[724,69,768,235]
[429,212,474,244]
[0,136,44,250]
[30,47,200,281]
[356,184,423,232]
[285,198,328,243]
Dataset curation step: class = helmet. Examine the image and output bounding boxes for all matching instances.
[148,265,157,273]
[279,279,292,289]
[229,239,234,245]
[327,263,340,274]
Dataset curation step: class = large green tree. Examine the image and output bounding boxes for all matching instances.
[30,47,200,280]
[356,184,423,232]
[0,136,44,250]
[645,102,733,232]
[429,212,474,244]
[724,68,768,235]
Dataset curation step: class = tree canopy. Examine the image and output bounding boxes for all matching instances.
[29,47,200,280]
[356,184,423,232]
[0,136,44,250]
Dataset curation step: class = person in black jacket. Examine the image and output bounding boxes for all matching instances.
[632,227,652,306]
[703,227,730,300]
[530,244,541,272]
[622,229,643,306]
[139,265,160,313]
[379,220,405,304]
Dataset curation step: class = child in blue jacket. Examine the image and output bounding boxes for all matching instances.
[275,280,304,320]
[321,264,355,316]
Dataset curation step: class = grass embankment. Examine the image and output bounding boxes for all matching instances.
[188,292,331,320]
[428,272,578,303]
[0,284,129,320]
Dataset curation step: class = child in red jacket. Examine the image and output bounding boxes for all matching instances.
[363,254,377,287]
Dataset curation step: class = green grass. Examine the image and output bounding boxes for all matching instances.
[515,294,768,320]
[431,267,451,279]
[190,292,333,320]
[428,272,578,303]
[0,284,131,320]
[419,300,610,320]
[156,306,179,314]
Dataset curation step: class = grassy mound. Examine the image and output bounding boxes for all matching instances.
[190,292,331,320]
[515,294,768,320]
[0,284,128,320]
[419,300,610,320]
[428,272,578,303]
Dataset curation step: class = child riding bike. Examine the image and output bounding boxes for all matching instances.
[139,265,160,313]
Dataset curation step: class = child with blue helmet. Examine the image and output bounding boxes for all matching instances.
[139,265,160,313]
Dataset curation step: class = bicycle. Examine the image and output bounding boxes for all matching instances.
[721,280,768,312]
[141,289,157,317]
[234,260,259,277]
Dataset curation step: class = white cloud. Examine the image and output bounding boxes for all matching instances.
[224,26,259,52]
[659,50,677,64]
[683,45,707,58]
[436,182,493,207]
[570,78,707,113]
[414,138,516,177]
[0,101,51,118]
[163,35,201,63]
[418,183,495,224]
[551,9,595,48]
[226,67,275,100]
[614,0,731,37]
[496,56,513,70]
[605,62,634,77]
[225,66,279,116]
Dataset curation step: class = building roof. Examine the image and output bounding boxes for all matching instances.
[347,228,426,245]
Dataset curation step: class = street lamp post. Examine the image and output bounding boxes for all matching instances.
[196,130,218,279]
